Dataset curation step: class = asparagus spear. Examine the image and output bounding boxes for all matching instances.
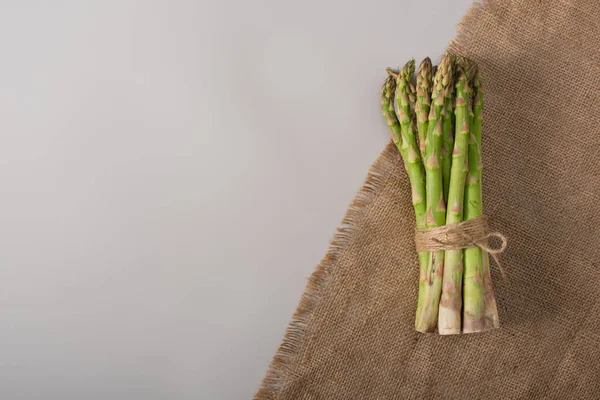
[381,75,403,150]
[382,68,431,325]
[476,76,499,331]
[462,64,487,333]
[467,67,500,331]
[437,62,470,335]
[394,61,427,229]
[415,58,433,162]
[441,56,456,203]
[414,52,452,333]
[393,61,431,324]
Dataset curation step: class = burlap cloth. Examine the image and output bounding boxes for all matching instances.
[255,0,600,398]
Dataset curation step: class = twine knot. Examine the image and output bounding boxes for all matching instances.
[414,215,507,277]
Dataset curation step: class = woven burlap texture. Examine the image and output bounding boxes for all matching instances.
[256,0,600,398]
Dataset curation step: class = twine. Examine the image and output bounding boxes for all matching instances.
[414,215,507,278]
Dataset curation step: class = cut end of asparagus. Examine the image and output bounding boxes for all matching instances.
[463,316,487,334]
[438,327,461,335]
[415,292,440,333]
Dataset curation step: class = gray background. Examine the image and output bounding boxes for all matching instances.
[0,1,473,399]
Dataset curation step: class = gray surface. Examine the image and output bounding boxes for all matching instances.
[0,1,473,399]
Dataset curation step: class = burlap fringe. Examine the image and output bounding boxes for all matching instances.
[253,143,398,399]
[449,0,500,55]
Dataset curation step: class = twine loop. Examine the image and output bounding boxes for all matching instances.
[414,215,507,278]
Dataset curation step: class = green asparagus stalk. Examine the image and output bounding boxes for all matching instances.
[415,58,433,162]
[437,62,469,335]
[415,52,452,333]
[394,61,427,229]
[381,75,403,147]
[441,56,456,203]
[468,67,500,331]
[382,67,431,326]
[393,61,431,325]
[462,64,487,333]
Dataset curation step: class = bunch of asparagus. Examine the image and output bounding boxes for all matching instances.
[381,52,499,334]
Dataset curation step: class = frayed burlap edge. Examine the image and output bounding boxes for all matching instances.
[449,0,501,55]
[254,142,399,400]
